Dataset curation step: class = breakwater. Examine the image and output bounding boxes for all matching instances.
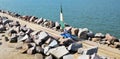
[0,10,120,59]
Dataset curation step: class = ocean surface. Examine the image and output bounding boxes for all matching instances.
[0,0,120,38]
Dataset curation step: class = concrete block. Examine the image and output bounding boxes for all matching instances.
[68,42,83,52]
[63,54,74,59]
[49,46,69,59]
[78,55,90,59]
[35,53,43,59]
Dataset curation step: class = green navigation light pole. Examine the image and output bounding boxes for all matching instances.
[60,5,65,30]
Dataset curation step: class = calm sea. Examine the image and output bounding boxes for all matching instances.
[0,0,120,38]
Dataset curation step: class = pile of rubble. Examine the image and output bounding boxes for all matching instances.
[0,10,120,50]
[0,16,117,59]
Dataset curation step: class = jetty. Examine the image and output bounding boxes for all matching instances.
[0,10,120,59]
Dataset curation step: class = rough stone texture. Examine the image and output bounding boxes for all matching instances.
[105,33,116,42]
[77,48,84,54]
[71,28,79,36]
[78,55,90,59]
[83,46,98,55]
[27,47,36,54]
[95,33,104,38]
[49,46,69,59]
[9,34,18,43]
[48,40,58,47]
[35,53,43,59]
[68,42,83,52]
[63,54,74,59]
[34,31,49,45]
[45,55,53,59]
[91,53,101,59]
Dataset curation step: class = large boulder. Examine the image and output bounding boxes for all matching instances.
[71,28,79,36]
[63,54,74,59]
[78,28,89,39]
[68,42,83,52]
[34,31,49,45]
[78,55,90,59]
[49,46,69,59]
[36,17,43,24]
[95,33,105,38]
[83,46,98,55]
[9,34,18,43]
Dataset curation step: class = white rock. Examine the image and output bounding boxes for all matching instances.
[63,54,74,59]
[49,46,69,59]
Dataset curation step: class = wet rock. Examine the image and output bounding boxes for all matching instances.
[78,55,90,59]
[36,17,43,24]
[49,46,69,59]
[35,53,43,59]
[83,46,98,55]
[68,42,83,52]
[45,55,53,59]
[63,54,74,59]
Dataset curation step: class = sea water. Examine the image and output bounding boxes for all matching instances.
[0,0,120,38]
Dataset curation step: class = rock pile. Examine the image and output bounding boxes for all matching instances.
[0,16,116,59]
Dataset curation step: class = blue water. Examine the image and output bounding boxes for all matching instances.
[0,0,120,38]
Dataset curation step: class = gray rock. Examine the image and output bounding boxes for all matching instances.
[27,47,36,54]
[35,53,43,59]
[83,46,98,55]
[68,42,83,52]
[44,46,50,55]
[78,55,90,59]
[77,48,84,54]
[49,46,69,59]
[48,40,58,47]
[91,53,101,59]
[95,33,104,38]
[10,34,18,43]
[36,46,44,53]
[34,31,49,45]
[63,54,74,59]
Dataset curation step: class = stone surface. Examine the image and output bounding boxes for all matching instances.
[83,46,98,55]
[48,40,58,47]
[49,46,69,59]
[45,55,53,59]
[77,48,84,54]
[92,38,101,42]
[78,55,90,59]
[34,31,49,45]
[63,54,74,59]
[27,47,36,54]
[68,42,83,52]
